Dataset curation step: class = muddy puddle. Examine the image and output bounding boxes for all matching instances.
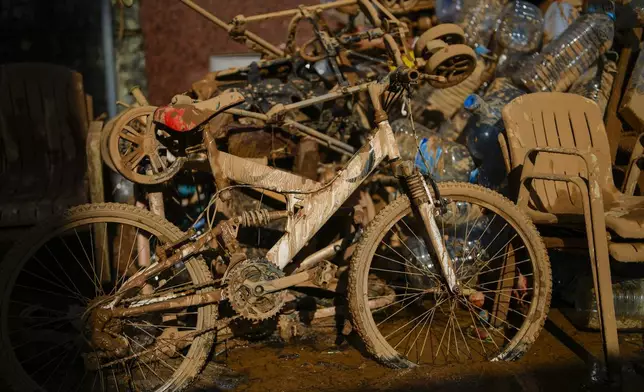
[188,310,644,392]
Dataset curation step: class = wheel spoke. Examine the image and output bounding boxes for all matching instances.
[118,129,143,145]
[357,188,547,366]
[149,151,167,174]
[122,148,146,170]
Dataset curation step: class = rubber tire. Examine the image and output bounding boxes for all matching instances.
[414,24,466,57]
[0,203,217,392]
[348,182,551,368]
[425,44,476,88]
[108,106,184,185]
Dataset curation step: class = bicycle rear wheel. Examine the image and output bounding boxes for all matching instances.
[0,203,217,392]
[348,182,551,367]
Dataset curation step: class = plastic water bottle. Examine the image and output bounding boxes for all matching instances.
[464,78,525,160]
[496,1,544,54]
[543,1,578,43]
[435,0,465,23]
[572,278,644,330]
[456,0,505,49]
[392,118,475,183]
[495,51,539,78]
[391,118,434,162]
[464,78,525,190]
[414,135,475,182]
[569,55,617,115]
[512,12,615,93]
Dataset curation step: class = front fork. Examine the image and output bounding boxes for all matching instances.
[368,78,459,294]
[390,152,460,294]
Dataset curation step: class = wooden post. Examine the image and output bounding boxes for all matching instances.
[606,28,643,161]
[87,120,111,282]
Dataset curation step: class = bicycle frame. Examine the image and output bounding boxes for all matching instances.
[210,116,400,270]
[111,73,458,321]
[180,0,402,59]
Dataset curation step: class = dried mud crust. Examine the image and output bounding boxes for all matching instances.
[348,182,552,368]
[0,203,217,392]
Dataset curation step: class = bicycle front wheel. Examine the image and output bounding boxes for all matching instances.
[348,182,551,368]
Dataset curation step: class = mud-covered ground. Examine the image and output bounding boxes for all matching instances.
[191,310,644,392]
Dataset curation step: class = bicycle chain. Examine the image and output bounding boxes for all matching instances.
[121,279,222,305]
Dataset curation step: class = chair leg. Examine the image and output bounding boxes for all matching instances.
[576,178,621,382]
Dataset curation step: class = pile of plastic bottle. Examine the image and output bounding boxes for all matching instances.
[399,0,619,192]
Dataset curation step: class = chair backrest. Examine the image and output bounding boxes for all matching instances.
[0,63,90,226]
[502,92,619,215]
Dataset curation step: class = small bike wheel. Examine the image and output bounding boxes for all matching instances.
[425,44,476,88]
[0,203,218,392]
[349,182,551,368]
[108,106,185,185]
[414,24,466,58]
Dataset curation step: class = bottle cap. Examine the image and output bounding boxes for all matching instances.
[464,94,482,111]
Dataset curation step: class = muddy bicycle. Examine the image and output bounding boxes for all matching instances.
[0,67,551,392]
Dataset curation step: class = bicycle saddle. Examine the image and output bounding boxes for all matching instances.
[153,91,245,132]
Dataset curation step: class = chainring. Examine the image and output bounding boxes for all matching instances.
[224,259,286,321]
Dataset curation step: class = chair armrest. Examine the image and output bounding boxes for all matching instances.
[521,146,598,183]
[622,133,644,195]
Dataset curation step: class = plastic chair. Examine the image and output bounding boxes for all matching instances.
[500,92,644,377]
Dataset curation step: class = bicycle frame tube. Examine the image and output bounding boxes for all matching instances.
[213,120,399,270]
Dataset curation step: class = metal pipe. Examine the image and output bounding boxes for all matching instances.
[101,0,118,118]
[371,0,400,24]
[281,82,371,112]
[243,30,285,58]
[224,108,269,121]
[285,121,355,154]
[243,0,358,22]
[130,86,149,106]
[181,0,284,58]
[297,238,344,272]
[181,0,232,31]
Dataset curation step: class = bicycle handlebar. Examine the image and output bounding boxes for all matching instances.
[388,67,420,85]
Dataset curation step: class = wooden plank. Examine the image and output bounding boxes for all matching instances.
[0,64,90,226]
[492,244,516,328]
[66,71,90,204]
[87,121,105,205]
[8,67,39,201]
[606,28,642,161]
[87,120,110,282]
[24,66,55,202]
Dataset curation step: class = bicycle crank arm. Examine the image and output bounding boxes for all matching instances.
[250,261,338,295]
